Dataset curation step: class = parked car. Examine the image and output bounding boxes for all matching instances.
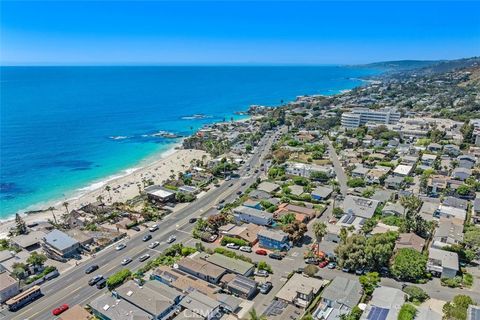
[139,254,150,262]
[202,234,218,243]
[189,218,198,223]
[85,265,99,274]
[259,281,273,294]
[52,304,69,316]
[342,267,351,273]
[167,235,176,243]
[355,268,365,275]
[269,252,283,260]
[327,262,336,269]
[319,260,329,268]
[226,243,240,250]
[96,278,107,289]
[148,241,160,249]
[149,224,159,232]
[142,234,152,242]
[88,275,104,286]
[121,258,132,266]
[130,226,141,231]
[255,249,268,256]
[236,191,242,195]
[239,246,252,253]
[304,258,319,265]
[115,243,126,251]
[254,270,269,277]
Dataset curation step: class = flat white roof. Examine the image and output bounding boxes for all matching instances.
[393,164,413,176]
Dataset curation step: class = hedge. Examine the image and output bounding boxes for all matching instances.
[107,269,131,289]
[221,236,248,247]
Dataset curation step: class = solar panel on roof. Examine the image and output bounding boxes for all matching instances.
[346,216,355,224]
[367,306,389,320]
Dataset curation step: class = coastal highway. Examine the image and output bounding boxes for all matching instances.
[7,131,278,320]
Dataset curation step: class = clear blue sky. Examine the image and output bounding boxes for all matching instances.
[1,1,479,65]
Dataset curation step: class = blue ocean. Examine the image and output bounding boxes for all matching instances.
[0,66,377,218]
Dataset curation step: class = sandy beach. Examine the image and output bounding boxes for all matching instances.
[0,147,209,238]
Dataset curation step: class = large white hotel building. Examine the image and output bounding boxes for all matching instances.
[341,107,401,129]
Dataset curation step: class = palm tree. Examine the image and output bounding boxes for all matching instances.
[96,195,104,205]
[248,308,267,320]
[48,206,57,224]
[62,202,69,215]
[105,185,112,202]
[312,221,327,254]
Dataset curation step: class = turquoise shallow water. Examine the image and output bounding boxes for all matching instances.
[0,66,378,218]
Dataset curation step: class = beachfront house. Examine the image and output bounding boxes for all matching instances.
[145,185,176,203]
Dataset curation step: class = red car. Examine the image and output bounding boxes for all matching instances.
[255,249,268,255]
[319,260,329,268]
[52,304,69,316]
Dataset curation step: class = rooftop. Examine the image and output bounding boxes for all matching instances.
[321,277,362,309]
[202,253,254,275]
[115,280,181,315]
[0,272,17,291]
[429,248,459,271]
[342,195,380,219]
[43,229,79,251]
[275,273,327,303]
[89,294,152,320]
[176,257,226,279]
[258,228,289,242]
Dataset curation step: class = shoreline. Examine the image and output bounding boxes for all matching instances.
[0,141,209,238]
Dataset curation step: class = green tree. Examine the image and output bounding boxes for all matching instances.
[456,184,471,196]
[312,222,327,251]
[443,295,476,320]
[347,178,366,188]
[280,213,296,225]
[14,213,27,235]
[398,303,417,320]
[27,252,47,267]
[403,285,429,303]
[359,272,380,296]
[390,248,427,282]
[304,264,319,277]
[333,207,344,218]
[282,221,307,243]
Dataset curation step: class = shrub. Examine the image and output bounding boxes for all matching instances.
[347,178,366,188]
[403,285,429,303]
[257,261,273,273]
[398,304,417,320]
[303,264,318,277]
[221,236,248,247]
[441,276,463,288]
[463,273,473,287]
[181,247,197,257]
[107,269,131,289]
[443,295,476,320]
